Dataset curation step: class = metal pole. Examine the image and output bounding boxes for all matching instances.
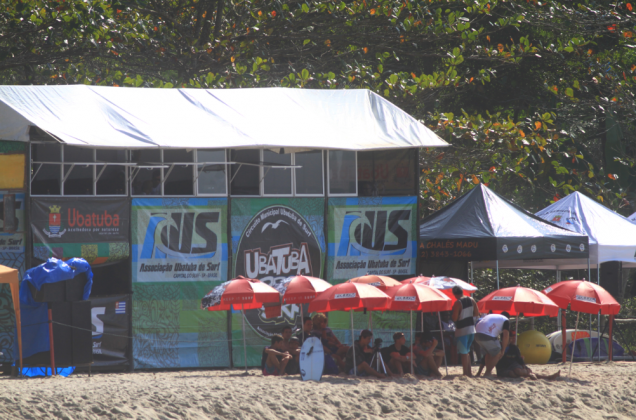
[242,304,247,373]
[515,316,519,345]
[410,310,414,376]
[421,312,424,332]
[568,312,581,379]
[350,310,356,375]
[437,312,448,376]
[470,262,473,283]
[496,260,500,289]
[48,308,56,376]
[587,259,592,357]
[597,260,601,362]
[301,305,305,342]
[368,311,372,331]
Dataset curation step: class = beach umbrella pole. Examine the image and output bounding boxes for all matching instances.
[242,304,247,374]
[609,314,614,362]
[496,260,500,289]
[561,310,567,363]
[410,310,414,376]
[437,311,448,376]
[301,304,304,340]
[350,310,356,375]
[515,316,519,345]
[421,312,424,332]
[369,311,372,331]
[568,311,580,379]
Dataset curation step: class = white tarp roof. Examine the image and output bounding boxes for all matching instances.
[628,211,636,224]
[476,191,636,270]
[0,85,448,150]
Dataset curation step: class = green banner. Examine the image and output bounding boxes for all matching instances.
[327,196,418,282]
[231,198,325,367]
[131,198,229,368]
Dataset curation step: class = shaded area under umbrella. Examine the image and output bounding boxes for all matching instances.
[543,280,620,377]
[202,276,280,373]
[308,282,390,376]
[386,281,452,376]
[478,285,559,344]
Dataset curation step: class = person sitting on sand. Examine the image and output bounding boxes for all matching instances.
[495,344,561,380]
[345,329,386,379]
[411,332,443,377]
[385,332,414,376]
[281,326,301,358]
[474,312,510,377]
[262,335,292,376]
[312,313,348,370]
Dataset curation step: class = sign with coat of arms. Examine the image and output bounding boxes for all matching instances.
[31,198,130,265]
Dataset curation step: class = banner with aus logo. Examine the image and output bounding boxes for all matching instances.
[132,198,228,282]
[328,197,417,281]
[90,294,130,368]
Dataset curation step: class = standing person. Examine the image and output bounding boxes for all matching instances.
[451,286,479,377]
[474,312,511,377]
[345,329,386,378]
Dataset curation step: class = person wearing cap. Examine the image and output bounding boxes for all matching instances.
[451,285,479,376]
[345,329,387,378]
[474,312,511,377]
[384,332,414,376]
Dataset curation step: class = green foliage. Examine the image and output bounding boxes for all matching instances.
[2,0,636,215]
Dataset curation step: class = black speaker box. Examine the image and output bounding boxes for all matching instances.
[28,273,88,303]
[600,261,622,300]
[22,301,93,367]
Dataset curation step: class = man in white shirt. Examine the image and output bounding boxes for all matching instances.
[474,312,510,377]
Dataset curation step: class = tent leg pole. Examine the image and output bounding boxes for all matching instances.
[597,264,601,362]
[351,310,356,375]
[470,262,473,283]
[242,304,247,374]
[609,314,614,362]
[568,312,580,379]
[410,310,414,376]
[561,310,567,364]
[48,308,56,376]
[496,260,500,290]
[437,311,448,376]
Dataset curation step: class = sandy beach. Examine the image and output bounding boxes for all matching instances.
[0,362,634,420]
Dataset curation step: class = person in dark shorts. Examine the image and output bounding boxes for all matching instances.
[474,312,510,376]
[451,286,479,376]
[496,345,561,380]
[411,332,443,377]
[386,332,413,376]
[345,329,386,378]
[262,335,292,376]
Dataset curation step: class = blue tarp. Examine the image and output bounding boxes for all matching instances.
[567,337,625,359]
[15,258,93,360]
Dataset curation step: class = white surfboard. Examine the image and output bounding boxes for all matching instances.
[299,337,324,382]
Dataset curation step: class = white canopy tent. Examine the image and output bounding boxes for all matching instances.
[628,211,636,224]
[475,191,636,270]
[0,85,448,150]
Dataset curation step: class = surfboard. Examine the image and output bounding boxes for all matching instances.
[299,337,324,382]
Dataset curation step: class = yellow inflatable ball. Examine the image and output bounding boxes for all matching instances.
[517,330,552,364]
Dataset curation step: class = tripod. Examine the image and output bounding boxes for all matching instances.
[368,347,388,375]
